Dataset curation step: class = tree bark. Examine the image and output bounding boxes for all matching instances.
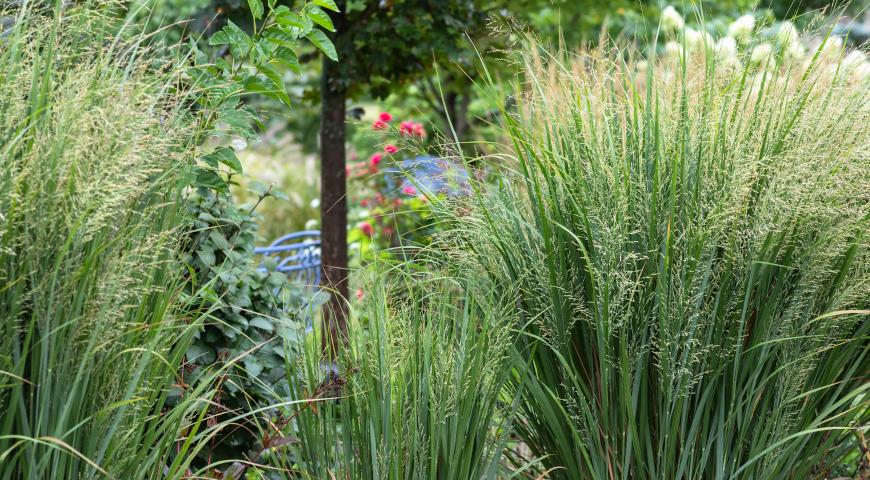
[319,50,348,355]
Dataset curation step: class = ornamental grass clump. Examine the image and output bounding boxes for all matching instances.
[0,4,217,478]
[273,271,517,479]
[449,21,870,479]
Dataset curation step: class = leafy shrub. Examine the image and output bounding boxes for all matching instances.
[166,0,340,468]
[178,186,310,461]
[449,20,870,480]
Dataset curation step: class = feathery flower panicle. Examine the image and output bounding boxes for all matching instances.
[842,50,868,72]
[664,41,683,59]
[727,14,755,44]
[783,41,806,64]
[750,43,774,65]
[661,6,684,32]
[775,21,799,46]
[853,62,870,81]
[715,37,738,62]
[684,28,712,51]
[817,36,844,60]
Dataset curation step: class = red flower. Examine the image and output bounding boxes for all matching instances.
[412,123,425,137]
[369,152,382,167]
[379,112,393,122]
[372,119,388,130]
[382,226,395,236]
[358,221,374,236]
[355,288,364,300]
[345,166,350,177]
[360,199,369,207]
[375,193,385,204]
[384,144,398,154]
[399,121,414,136]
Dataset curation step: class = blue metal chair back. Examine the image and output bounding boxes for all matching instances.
[254,230,321,288]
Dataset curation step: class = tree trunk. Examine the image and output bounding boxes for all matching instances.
[319,52,348,355]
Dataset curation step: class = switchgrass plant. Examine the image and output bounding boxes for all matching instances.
[446,28,870,479]
[0,3,225,478]
[271,270,518,479]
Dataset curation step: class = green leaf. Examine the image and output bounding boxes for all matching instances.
[208,230,232,250]
[189,38,208,65]
[243,357,263,377]
[247,180,269,197]
[274,47,301,73]
[306,29,337,61]
[218,271,238,284]
[193,167,227,192]
[275,6,312,32]
[208,30,231,46]
[246,0,264,20]
[224,20,253,58]
[312,0,339,12]
[262,27,299,49]
[186,343,213,363]
[255,63,292,107]
[256,62,283,89]
[216,105,257,137]
[271,189,289,201]
[196,248,216,267]
[202,147,242,173]
[250,317,274,332]
[309,291,330,308]
[244,75,292,108]
[304,5,335,32]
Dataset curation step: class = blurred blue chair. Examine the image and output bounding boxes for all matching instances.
[254,230,321,288]
[256,230,322,332]
[383,155,472,197]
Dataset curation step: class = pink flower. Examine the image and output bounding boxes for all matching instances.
[360,199,369,207]
[355,288,364,300]
[402,185,417,195]
[412,123,425,137]
[358,221,374,236]
[382,226,395,236]
[345,166,350,177]
[379,112,393,122]
[372,119,388,130]
[369,152,382,167]
[384,144,398,154]
[399,121,414,136]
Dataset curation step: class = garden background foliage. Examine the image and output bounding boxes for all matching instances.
[0,1,868,479]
